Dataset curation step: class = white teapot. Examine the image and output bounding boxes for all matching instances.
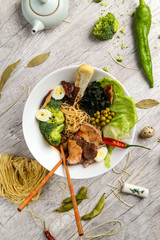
[22,0,69,34]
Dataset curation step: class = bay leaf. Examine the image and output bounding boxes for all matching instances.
[0,59,21,97]
[136,99,159,109]
[26,52,50,67]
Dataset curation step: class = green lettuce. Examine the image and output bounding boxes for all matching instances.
[98,77,138,140]
[98,77,124,96]
[98,77,138,166]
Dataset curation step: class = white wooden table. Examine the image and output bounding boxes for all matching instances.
[0,0,160,239]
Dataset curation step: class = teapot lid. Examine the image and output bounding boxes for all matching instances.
[29,0,59,16]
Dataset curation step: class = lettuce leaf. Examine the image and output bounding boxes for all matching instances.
[97,77,124,96]
[97,77,138,140]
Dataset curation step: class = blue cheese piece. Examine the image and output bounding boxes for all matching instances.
[122,182,149,198]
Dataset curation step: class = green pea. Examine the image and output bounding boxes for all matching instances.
[90,117,95,121]
[97,115,100,119]
[108,116,112,120]
[104,114,108,118]
[103,110,107,115]
[100,116,106,122]
[96,111,100,115]
[106,119,110,123]
[92,121,96,125]
[111,112,115,116]
[95,119,99,123]
[106,108,110,112]
[100,122,106,127]
[81,193,105,220]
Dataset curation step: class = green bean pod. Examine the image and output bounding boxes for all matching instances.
[134,0,154,88]
[56,199,82,212]
[56,186,87,212]
[63,194,88,204]
[81,193,105,220]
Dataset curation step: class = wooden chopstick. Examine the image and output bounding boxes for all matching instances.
[60,145,84,236]
[17,158,63,212]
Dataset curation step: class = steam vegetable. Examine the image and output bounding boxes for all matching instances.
[92,13,119,40]
[38,97,65,146]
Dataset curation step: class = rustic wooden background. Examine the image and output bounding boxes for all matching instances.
[0,0,160,239]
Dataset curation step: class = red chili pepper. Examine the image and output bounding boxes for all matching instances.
[102,137,150,150]
[44,222,55,240]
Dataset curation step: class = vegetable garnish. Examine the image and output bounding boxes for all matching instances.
[134,0,153,87]
[0,59,21,97]
[92,13,119,40]
[102,137,151,150]
[44,221,56,240]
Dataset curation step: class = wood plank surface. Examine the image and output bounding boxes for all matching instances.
[0,0,160,239]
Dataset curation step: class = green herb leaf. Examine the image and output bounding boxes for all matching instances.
[136,99,159,109]
[0,60,21,97]
[26,52,50,67]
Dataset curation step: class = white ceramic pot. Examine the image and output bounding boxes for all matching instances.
[22,0,69,34]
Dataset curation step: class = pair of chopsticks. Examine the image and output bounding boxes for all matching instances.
[17,145,84,236]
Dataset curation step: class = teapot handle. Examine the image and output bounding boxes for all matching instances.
[40,0,48,3]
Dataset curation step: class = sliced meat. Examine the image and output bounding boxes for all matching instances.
[40,89,53,109]
[72,135,86,149]
[82,159,95,168]
[79,122,103,145]
[83,142,97,160]
[104,84,114,105]
[69,86,80,105]
[61,81,80,105]
[67,140,83,165]
[61,81,74,98]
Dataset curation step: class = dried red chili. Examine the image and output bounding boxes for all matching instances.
[102,137,150,150]
[44,222,55,240]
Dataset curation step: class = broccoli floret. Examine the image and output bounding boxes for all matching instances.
[48,124,64,146]
[95,0,103,2]
[39,122,58,139]
[39,97,65,146]
[39,122,64,146]
[92,13,119,40]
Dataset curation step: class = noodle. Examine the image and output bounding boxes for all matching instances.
[60,99,90,137]
[0,154,47,204]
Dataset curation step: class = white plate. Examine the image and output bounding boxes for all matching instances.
[23,65,136,179]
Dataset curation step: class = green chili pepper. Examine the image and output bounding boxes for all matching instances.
[56,186,87,212]
[134,0,154,88]
[81,193,105,220]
